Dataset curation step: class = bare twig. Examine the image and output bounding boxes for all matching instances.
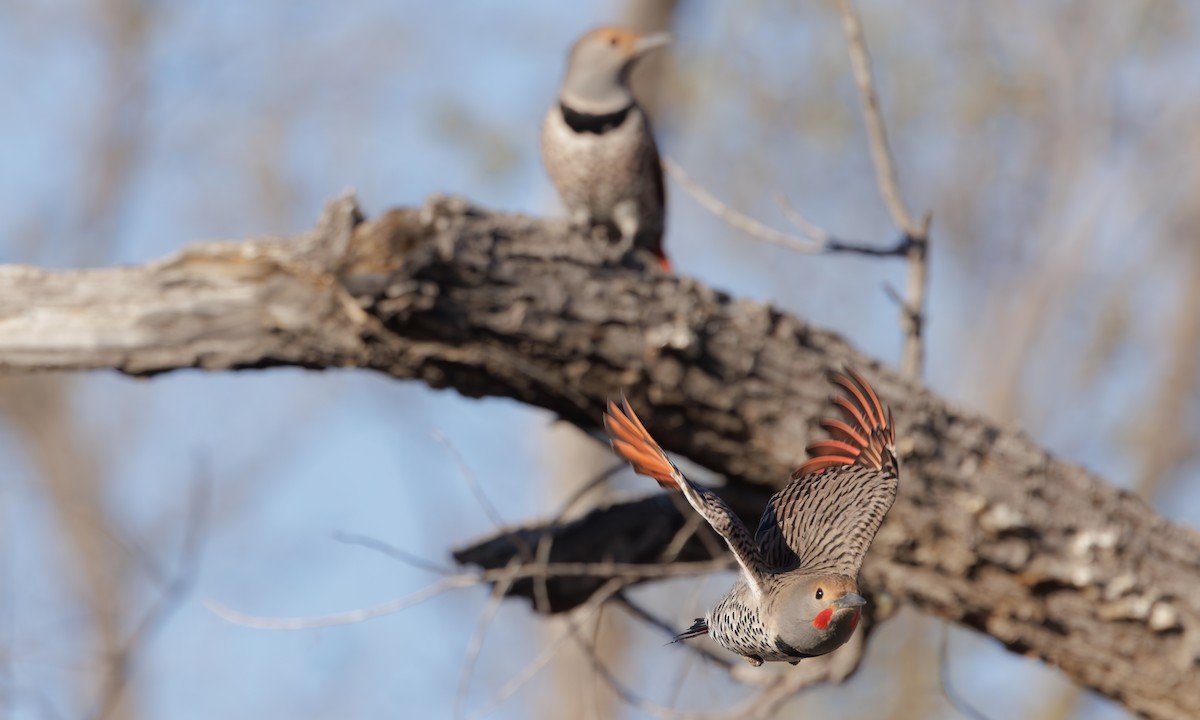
[938,623,992,720]
[332,526,575,713]
[435,428,552,614]
[331,531,456,576]
[898,217,930,379]
[837,0,932,378]
[455,559,521,720]
[0,486,11,720]
[567,628,687,720]
[772,192,832,246]
[665,114,920,266]
[664,492,726,561]
[466,578,626,720]
[668,155,907,258]
[837,1,918,237]
[333,460,628,628]
[662,157,823,253]
[208,559,731,630]
[531,461,625,613]
[661,512,710,564]
[773,192,909,257]
[433,431,509,531]
[614,594,734,671]
[667,142,926,378]
[92,460,210,720]
[584,602,605,720]
[549,461,627,519]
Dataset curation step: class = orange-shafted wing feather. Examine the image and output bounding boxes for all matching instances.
[819,417,869,447]
[604,398,679,488]
[793,367,895,477]
[754,368,899,574]
[603,395,770,598]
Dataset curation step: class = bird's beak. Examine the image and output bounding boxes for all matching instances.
[633,33,672,56]
[833,592,867,610]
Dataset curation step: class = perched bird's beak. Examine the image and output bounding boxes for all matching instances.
[633,33,672,56]
[833,592,867,610]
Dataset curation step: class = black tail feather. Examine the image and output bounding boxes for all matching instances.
[670,618,708,644]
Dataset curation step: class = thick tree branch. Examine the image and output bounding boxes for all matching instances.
[0,195,1197,719]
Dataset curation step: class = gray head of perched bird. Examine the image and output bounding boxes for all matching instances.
[558,27,672,115]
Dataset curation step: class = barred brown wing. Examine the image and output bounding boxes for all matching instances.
[755,369,899,574]
[755,464,898,574]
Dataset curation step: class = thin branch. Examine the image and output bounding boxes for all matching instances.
[208,559,731,630]
[773,192,907,257]
[614,594,734,671]
[92,459,210,720]
[432,431,510,532]
[884,284,921,325]
[531,461,625,613]
[898,215,930,379]
[837,0,918,237]
[455,560,520,720]
[331,461,628,637]
[0,482,12,720]
[466,578,626,720]
[331,531,456,576]
[661,511,709,564]
[938,622,992,720]
[772,192,831,246]
[837,0,931,378]
[567,629,688,720]
[667,154,917,273]
[662,157,822,253]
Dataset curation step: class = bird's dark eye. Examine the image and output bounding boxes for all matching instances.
[609,38,619,46]
[815,588,824,600]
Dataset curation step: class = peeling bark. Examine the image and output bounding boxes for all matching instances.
[0,195,1197,719]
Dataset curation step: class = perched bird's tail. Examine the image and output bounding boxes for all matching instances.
[604,397,679,489]
[671,617,708,644]
[793,368,897,478]
[655,250,672,272]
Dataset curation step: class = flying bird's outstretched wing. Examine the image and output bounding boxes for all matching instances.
[604,397,768,599]
[755,368,899,575]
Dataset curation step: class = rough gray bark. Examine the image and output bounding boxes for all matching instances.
[0,195,1197,720]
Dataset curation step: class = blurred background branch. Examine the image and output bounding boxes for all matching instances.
[837,0,930,380]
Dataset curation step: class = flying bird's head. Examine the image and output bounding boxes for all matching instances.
[560,27,671,113]
[770,574,865,659]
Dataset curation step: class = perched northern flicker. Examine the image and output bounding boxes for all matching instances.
[541,26,671,271]
[604,369,898,666]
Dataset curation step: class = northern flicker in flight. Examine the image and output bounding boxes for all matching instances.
[604,369,898,666]
[541,27,671,271]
